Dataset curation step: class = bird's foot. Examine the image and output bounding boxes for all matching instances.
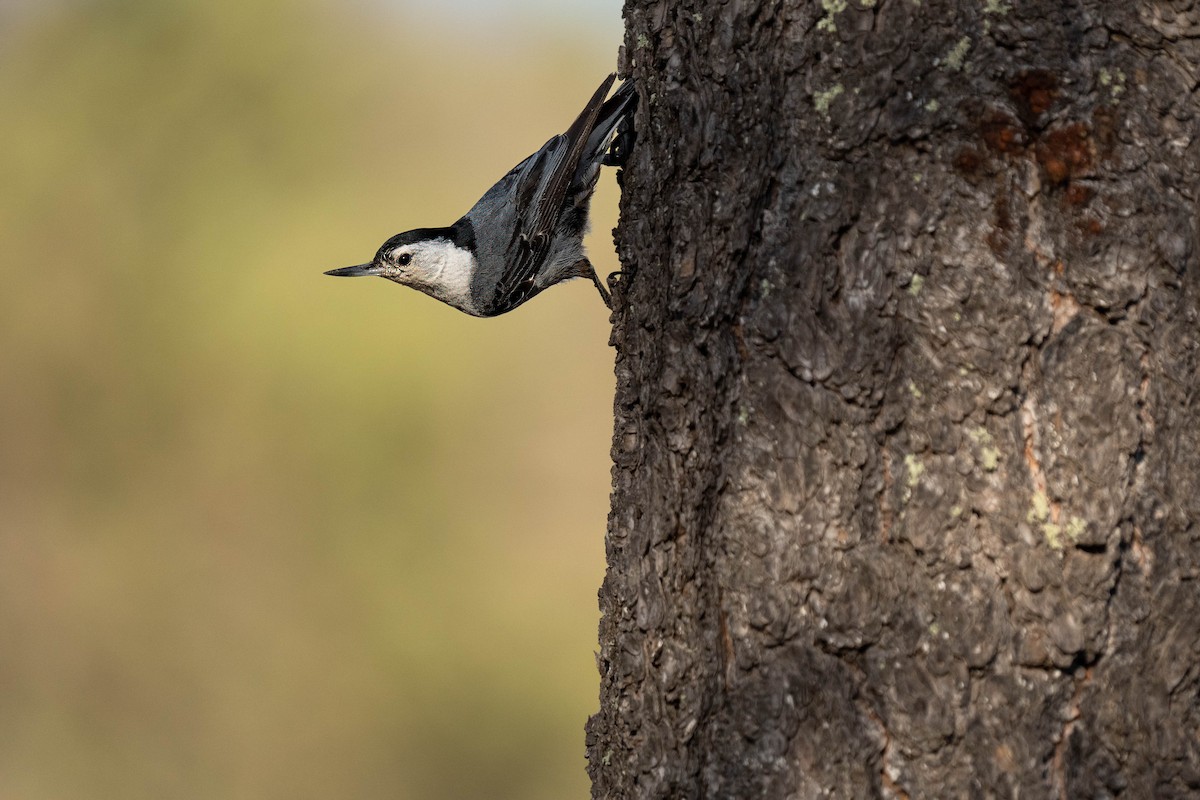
[593,272,613,310]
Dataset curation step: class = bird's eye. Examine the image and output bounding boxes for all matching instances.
[397,253,412,267]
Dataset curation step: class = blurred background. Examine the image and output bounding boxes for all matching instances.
[0,0,622,797]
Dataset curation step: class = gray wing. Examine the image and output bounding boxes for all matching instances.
[488,74,616,314]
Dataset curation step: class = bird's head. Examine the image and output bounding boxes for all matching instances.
[326,229,443,282]
[325,227,479,312]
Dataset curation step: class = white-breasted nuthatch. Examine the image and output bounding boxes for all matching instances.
[325,74,636,316]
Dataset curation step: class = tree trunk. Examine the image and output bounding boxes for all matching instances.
[587,0,1200,797]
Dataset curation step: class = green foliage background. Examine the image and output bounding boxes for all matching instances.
[0,1,621,797]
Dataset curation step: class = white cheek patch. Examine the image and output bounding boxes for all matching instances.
[411,241,478,313]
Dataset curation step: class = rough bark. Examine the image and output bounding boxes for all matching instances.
[588,0,1200,797]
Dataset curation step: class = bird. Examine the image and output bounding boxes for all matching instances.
[324,74,636,316]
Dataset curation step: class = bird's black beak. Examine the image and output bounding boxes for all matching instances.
[324,262,381,277]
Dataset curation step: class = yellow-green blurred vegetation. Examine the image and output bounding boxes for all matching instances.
[0,1,622,797]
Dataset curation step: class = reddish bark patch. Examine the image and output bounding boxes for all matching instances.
[980,110,1024,154]
[964,80,1110,262]
[1035,123,1094,186]
[1009,70,1059,124]
[1064,183,1093,207]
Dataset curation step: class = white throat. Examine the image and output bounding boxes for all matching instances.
[406,241,479,314]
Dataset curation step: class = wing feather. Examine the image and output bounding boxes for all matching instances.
[490,75,617,313]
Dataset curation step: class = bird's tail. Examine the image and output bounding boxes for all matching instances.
[582,78,637,169]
